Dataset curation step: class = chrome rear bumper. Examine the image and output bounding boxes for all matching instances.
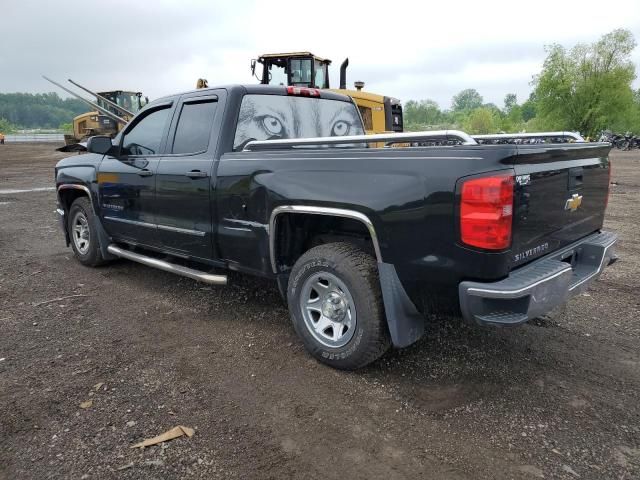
[459,231,617,326]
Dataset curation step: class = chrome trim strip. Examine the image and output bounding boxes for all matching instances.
[222,226,252,232]
[57,184,91,195]
[57,184,94,212]
[223,218,269,231]
[157,224,206,237]
[224,156,484,162]
[104,216,207,237]
[104,215,205,237]
[103,215,156,229]
[244,130,477,151]
[473,131,585,142]
[268,205,382,273]
[107,244,227,285]
[466,267,573,297]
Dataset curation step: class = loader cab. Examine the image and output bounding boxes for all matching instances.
[97,91,147,117]
[254,52,331,89]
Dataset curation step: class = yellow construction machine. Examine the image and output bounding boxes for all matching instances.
[251,52,403,135]
[43,76,147,145]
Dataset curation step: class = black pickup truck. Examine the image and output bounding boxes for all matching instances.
[54,84,617,369]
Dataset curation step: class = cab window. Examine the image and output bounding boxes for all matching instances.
[121,106,171,156]
[233,94,364,151]
[358,106,373,131]
[172,100,217,154]
[314,61,326,88]
[290,58,312,85]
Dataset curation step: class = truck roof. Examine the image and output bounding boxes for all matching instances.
[152,84,355,105]
[258,52,331,64]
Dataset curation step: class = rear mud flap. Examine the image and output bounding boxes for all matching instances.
[378,262,424,348]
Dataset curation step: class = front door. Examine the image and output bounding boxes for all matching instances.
[154,93,221,260]
[99,102,174,246]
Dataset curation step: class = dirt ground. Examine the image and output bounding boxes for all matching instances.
[0,143,638,480]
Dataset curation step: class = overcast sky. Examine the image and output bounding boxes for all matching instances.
[2,0,639,109]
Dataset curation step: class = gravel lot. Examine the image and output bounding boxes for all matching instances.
[1,143,638,479]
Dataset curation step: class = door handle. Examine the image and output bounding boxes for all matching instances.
[138,169,153,177]
[186,170,209,179]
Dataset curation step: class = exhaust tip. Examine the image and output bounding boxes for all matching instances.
[339,58,349,90]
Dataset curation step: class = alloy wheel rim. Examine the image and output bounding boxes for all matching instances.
[72,211,90,255]
[299,271,357,348]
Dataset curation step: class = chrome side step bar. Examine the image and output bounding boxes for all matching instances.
[107,244,227,285]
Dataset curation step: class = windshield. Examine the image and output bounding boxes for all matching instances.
[289,58,313,86]
[233,94,364,150]
[98,92,144,114]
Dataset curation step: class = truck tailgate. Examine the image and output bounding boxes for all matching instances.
[510,143,611,268]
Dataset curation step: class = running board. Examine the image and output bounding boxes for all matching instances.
[107,244,227,285]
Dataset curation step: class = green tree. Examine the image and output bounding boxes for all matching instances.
[464,107,498,134]
[404,99,444,128]
[0,117,15,133]
[451,89,483,112]
[532,29,637,136]
[503,93,518,113]
[521,97,537,122]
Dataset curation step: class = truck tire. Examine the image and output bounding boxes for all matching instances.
[287,242,390,370]
[68,197,106,267]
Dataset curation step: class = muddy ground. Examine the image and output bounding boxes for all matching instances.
[0,143,638,479]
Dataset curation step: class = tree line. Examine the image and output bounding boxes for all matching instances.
[1,29,638,137]
[0,93,87,131]
[405,29,640,138]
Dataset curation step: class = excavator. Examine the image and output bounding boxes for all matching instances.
[250,52,403,135]
[43,76,147,145]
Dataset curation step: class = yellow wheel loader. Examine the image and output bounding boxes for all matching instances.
[43,77,147,145]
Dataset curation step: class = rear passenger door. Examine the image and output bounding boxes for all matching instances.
[154,92,222,260]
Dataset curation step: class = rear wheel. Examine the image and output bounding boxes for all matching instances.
[68,197,106,267]
[287,242,390,370]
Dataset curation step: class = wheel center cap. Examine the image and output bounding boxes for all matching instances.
[321,291,347,321]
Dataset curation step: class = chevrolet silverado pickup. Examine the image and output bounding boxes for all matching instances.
[54,84,617,369]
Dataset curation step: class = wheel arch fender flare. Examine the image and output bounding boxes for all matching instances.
[57,183,116,260]
[269,205,424,348]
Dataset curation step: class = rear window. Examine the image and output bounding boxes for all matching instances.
[233,94,364,151]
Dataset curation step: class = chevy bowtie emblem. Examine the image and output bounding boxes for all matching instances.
[565,193,583,212]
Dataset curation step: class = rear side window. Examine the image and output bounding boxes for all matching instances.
[172,100,217,154]
[233,94,364,150]
[121,106,171,156]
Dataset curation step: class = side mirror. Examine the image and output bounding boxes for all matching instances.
[250,59,257,76]
[87,135,114,155]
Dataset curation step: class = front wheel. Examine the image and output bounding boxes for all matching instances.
[287,242,390,370]
[67,196,106,267]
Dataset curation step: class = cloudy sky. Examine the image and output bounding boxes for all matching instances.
[2,0,639,109]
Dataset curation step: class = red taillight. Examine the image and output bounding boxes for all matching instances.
[286,86,321,97]
[460,174,514,250]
